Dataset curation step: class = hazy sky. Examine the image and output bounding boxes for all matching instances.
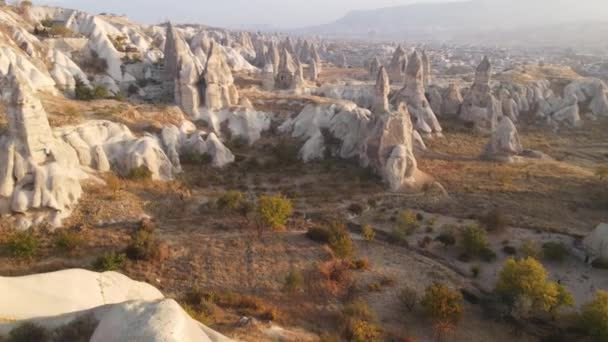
[33,0,457,28]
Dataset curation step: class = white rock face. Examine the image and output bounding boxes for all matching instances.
[387,45,407,83]
[55,120,174,181]
[392,51,443,138]
[0,44,56,92]
[0,65,83,226]
[48,49,89,91]
[482,116,523,163]
[164,22,204,117]
[202,42,239,111]
[460,56,500,131]
[280,99,427,191]
[441,84,463,116]
[0,269,231,342]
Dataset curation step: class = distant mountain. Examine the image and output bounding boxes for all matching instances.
[298,0,608,46]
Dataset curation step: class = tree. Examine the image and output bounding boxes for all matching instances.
[328,221,353,259]
[495,257,573,315]
[579,290,608,339]
[461,225,495,261]
[256,193,293,230]
[362,224,375,242]
[421,283,463,325]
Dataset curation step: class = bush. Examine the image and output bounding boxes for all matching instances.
[256,193,293,230]
[348,203,364,215]
[421,283,463,324]
[542,241,569,262]
[396,209,420,235]
[81,51,108,74]
[502,245,517,255]
[54,230,84,252]
[480,208,509,232]
[351,257,370,271]
[495,257,573,314]
[284,267,303,293]
[306,226,331,243]
[125,228,158,261]
[579,290,608,339]
[361,224,375,242]
[520,239,541,259]
[435,232,456,247]
[127,165,153,181]
[216,190,245,211]
[347,319,382,342]
[40,17,54,28]
[461,225,493,260]
[272,138,300,166]
[8,322,49,342]
[74,78,109,101]
[6,231,39,258]
[93,86,109,99]
[49,24,73,37]
[328,221,353,259]
[94,250,126,271]
[398,286,418,312]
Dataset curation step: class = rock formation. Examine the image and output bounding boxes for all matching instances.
[392,51,443,138]
[0,65,83,227]
[201,42,239,111]
[369,56,381,78]
[482,116,523,163]
[163,22,204,117]
[364,102,424,190]
[387,45,407,84]
[373,66,390,113]
[308,58,319,82]
[421,50,431,88]
[275,48,298,90]
[0,269,231,342]
[460,56,501,131]
[441,84,463,116]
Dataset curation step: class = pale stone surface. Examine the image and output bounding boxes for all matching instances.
[369,56,382,78]
[202,42,239,110]
[583,223,608,263]
[0,269,231,342]
[275,48,298,90]
[387,45,407,84]
[482,116,523,163]
[392,51,442,137]
[460,56,500,131]
[373,66,390,114]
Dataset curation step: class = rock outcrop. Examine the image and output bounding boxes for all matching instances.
[441,84,463,116]
[0,65,83,227]
[460,56,500,131]
[373,66,390,113]
[0,269,231,342]
[387,45,407,84]
[164,22,204,117]
[369,56,382,78]
[275,48,298,90]
[201,42,239,111]
[421,50,431,88]
[482,116,523,162]
[392,51,442,138]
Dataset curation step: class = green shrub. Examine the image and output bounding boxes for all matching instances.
[347,319,382,342]
[40,17,54,28]
[80,51,108,74]
[49,24,74,37]
[125,228,158,261]
[284,267,303,293]
[256,194,293,230]
[579,290,608,339]
[94,250,126,271]
[74,77,93,100]
[542,241,569,262]
[480,208,509,231]
[93,86,109,99]
[8,322,49,342]
[127,165,153,181]
[421,283,463,324]
[396,209,420,235]
[306,226,331,243]
[436,234,455,249]
[6,231,39,258]
[361,224,375,242]
[398,286,418,312]
[54,230,84,252]
[520,239,541,259]
[461,225,494,261]
[216,190,245,211]
[328,221,353,259]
